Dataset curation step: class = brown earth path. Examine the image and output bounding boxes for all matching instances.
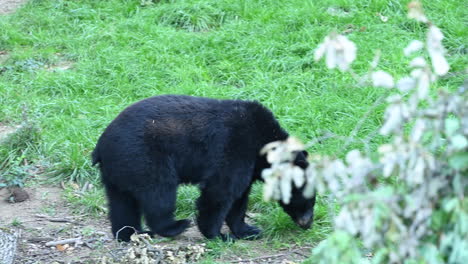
[0,0,27,15]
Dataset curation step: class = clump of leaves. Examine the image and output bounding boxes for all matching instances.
[1,105,41,188]
[262,1,467,263]
[101,233,207,264]
[1,122,40,152]
[1,104,40,152]
[0,151,30,188]
[154,3,227,32]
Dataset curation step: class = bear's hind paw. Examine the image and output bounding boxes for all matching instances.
[233,225,262,240]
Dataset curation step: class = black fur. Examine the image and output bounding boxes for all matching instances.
[92,95,316,242]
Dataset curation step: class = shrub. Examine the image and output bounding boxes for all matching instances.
[261,2,467,263]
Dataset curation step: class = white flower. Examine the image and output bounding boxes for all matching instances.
[404,40,424,56]
[371,70,395,88]
[411,119,426,142]
[262,168,277,201]
[304,164,318,197]
[261,137,304,164]
[427,25,450,76]
[315,33,357,72]
[335,206,358,235]
[407,1,428,23]
[412,157,426,184]
[290,165,305,188]
[396,77,416,92]
[380,96,410,135]
[379,144,397,177]
[378,13,389,22]
[411,68,432,99]
[280,167,292,204]
[409,57,427,68]
[260,137,307,203]
[345,150,373,188]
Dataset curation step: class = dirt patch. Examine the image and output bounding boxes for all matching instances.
[0,185,310,263]
[0,185,113,263]
[45,61,74,72]
[0,51,10,65]
[0,185,207,263]
[0,186,65,224]
[0,123,21,142]
[0,0,27,15]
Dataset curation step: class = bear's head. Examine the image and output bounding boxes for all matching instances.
[279,151,316,229]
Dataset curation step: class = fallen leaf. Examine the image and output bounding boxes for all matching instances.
[377,12,389,22]
[56,244,69,251]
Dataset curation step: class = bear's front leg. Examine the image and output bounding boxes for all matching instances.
[226,187,262,240]
[196,189,235,240]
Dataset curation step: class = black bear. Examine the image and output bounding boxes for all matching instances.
[92,95,315,242]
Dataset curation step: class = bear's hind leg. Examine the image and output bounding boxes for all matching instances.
[226,187,262,240]
[105,183,142,242]
[137,187,190,238]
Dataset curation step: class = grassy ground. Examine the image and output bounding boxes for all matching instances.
[0,0,466,262]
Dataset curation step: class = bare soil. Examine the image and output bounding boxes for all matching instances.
[0,2,311,261]
[0,184,309,263]
[0,123,21,142]
[0,0,27,15]
[0,186,112,263]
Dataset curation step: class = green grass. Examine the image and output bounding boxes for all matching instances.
[0,0,466,262]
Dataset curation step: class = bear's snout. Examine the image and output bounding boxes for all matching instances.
[295,210,313,229]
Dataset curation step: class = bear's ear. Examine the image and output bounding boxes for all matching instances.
[302,150,308,158]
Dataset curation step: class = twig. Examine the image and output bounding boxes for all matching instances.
[340,90,390,153]
[230,246,313,263]
[115,226,138,241]
[81,182,90,193]
[304,132,338,148]
[28,237,53,243]
[45,237,83,247]
[141,237,163,253]
[84,241,94,249]
[44,237,101,248]
[49,218,74,223]
[293,250,309,257]
[34,214,81,224]
[230,253,286,263]
[83,238,98,249]
[230,247,312,263]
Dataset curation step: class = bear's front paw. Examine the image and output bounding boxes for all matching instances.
[156,219,191,237]
[171,219,191,235]
[219,233,237,242]
[233,224,262,240]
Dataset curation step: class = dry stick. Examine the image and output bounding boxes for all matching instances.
[45,237,99,247]
[81,182,90,193]
[34,214,88,226]
[230,253,287,263]
[115,226,138,241]
[49,218,75,223]
[293,250,309,257]
[142,238,163,253]
[340,90,390,154]
[27,237,53,243]
[230,247,313,263]
[45,237,82,247]
[304,132,339,148]
[83,238,99,249]
[34,214,74,222]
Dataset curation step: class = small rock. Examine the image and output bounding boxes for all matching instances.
[7,187,29,203]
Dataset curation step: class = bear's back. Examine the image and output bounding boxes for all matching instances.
[93,95,289,187]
